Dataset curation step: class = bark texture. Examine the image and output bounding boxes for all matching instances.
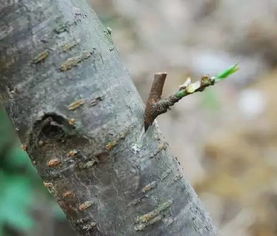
[0,0,216,235]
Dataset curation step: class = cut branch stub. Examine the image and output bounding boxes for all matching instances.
[149,73,167,103]
[144,72,167,131]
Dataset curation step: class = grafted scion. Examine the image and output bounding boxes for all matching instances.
[144,65,239,130]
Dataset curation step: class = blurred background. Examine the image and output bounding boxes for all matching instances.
[1,0,277,235]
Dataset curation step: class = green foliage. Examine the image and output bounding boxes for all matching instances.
[0,108,36,234]
[4,147,35,172]
[0,108,66,235]
[0,172,34,231]
[0,109,14,155]
[0,147,35,234]
[214,64,239,81]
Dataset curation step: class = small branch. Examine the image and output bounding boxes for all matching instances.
[144,64,239,131]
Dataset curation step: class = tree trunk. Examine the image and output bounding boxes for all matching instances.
[0,0,216,235]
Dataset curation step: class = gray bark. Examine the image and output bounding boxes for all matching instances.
[0,0,216,235]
